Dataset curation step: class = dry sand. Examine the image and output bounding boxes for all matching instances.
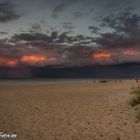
[0,80,140,140]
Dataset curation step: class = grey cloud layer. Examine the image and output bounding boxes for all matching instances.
[0,0,140,67]
[0,1,20,23]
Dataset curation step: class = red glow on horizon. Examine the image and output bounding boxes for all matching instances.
[6,60,17,67]
[0,57,17,67]
[92,50,112,61]
[123,49,140,56]
[20,55,46,63]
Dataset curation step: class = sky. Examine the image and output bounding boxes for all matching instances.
[0,0,140,78]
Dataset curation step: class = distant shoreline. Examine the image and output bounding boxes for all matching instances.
[0,78,139,85]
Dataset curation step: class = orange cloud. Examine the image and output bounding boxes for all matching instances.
[6,60,17,67]
[123,49,140,56]
[0,57,17,67]
[92,50,112,61]
[20,55,46,63]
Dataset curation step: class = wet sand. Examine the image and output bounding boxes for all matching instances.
[0,80,140,140]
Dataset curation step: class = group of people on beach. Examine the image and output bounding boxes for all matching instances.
[91,79,140,83]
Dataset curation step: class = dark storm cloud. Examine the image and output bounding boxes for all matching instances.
[57,31,72,43]
[102,11,140,36]
[4,5,140,67]
[87,7,140,65]
[12,33,50,42]
[12,31,72,44]
[0,29,96,68]
[1,0,140,68]
[0,1,20,23]
[88,26,100,34]
[29,23,42,33]
[95,32,140,49]
[88,6,140,50]
[1,0,140,78]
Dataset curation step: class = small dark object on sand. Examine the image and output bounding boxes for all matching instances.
[99,80,109,83]
[136,79,139,83]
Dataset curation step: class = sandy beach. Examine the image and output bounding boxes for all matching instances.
[0,80,140,140]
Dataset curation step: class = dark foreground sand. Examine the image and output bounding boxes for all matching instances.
[0,80,140,140]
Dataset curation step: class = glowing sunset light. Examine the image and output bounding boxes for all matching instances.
[6,60,17,67]
[0,57,7,64]
[92,50,112,61]
[20,55,46,63]
[0,57,17,67]
[123,49,140,56]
